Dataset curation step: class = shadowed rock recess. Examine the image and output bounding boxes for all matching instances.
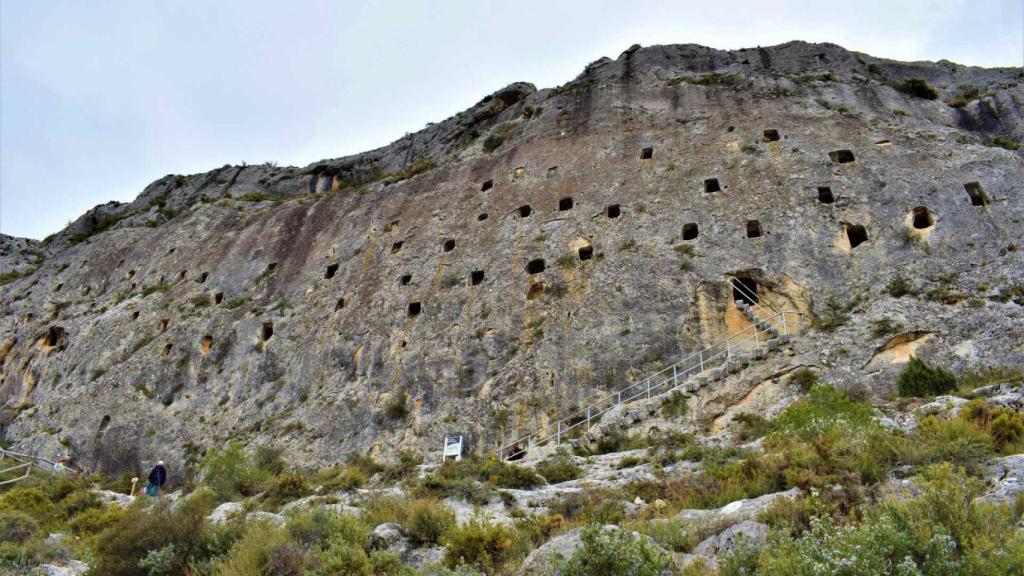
[1,41,1022,475]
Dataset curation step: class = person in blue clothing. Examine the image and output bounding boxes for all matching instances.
[144,460,167,496]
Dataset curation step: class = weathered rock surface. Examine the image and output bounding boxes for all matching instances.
[1,41,1022,474]
[673,487,803,525]
[518,524,670,576]
[983,453,1024,504]
[692,519,769,557]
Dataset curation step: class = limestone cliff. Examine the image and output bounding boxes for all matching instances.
[1,41,1022,475]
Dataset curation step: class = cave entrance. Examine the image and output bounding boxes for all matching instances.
[391,241,404,254]
[408,302,421,317]
[478,213,489,221]
[578,246,594,261]
[214,292,224,305]
[682,223,698,240]
[481,179,493,192]
[46,326,66,348]
[606,204,621,219]
[261,321,274,341]
[912,206,934,229]
[846,224,868,248]
[335,297,346,311]
[640,147,653,160]
[829,149,855,163]
[964,182,988,207]
[527,282,546,300]
[817,187,834,204]
[400,274,412,286]
[763,129,780,142]
[559,197,574,211]
[471,270,484,285]
[746,220,763,238]
[443,239,456,252]
[325,263,339,279]
[732,277,759,305]
[197,272,209,283]
[160,318,170,332]
[517,205,532,218]
[704,178,721,193]
[200,335,213,355]
[526,259,546,274]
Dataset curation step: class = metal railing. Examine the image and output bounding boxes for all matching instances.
[497,280,803,461]
[0,448,79,485]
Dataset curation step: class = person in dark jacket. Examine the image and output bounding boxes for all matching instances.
[144,460,167,496]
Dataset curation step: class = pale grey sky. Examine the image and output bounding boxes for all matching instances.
[1,0,1021,240]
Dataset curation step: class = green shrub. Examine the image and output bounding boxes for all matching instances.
[0,487,57,526]
[553,524,671,576]
[885,275,915,297]
[253,445,286,476]
[987,135,1021,150]
[736,463,1024,576]
[443,517,519,573]
[660,392,688,419]
[535,451,582,484]
[404,498,456,545]
[0,511,37,544]
[202,442,271,501]
[896,77,938,99]
[92,491,216,576]
[787,368,818,392]
[482,122,517,152]
[214,520,293,576]
[382,392,410,421]
[897,356,957,397]
[287,508,369,551]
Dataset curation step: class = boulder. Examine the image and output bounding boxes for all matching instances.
[367,522,408,552]
[248,511,286,526]
[40,561,88,576]
[207,501,245,524]
[673,488,802,525]
[982,454,1024,504]
[518,524,669,576]
[693,520,768,557]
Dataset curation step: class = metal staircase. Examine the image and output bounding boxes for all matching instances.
[497,279,806,461]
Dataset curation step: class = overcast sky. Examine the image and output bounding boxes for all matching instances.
[1,0,1021,240]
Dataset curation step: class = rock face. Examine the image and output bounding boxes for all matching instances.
[1,41,1022,474]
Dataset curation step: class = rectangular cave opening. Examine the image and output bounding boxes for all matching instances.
[763,129,780,142]
[745,220,763,238]
[846,223,869,248]
[481,179,493,192]
[391,241,404,254]
[214,292,224,305]
[817,187,835,204]
[912,206,934,229]
[400,274,412,286]
[682,223,699,240]
[829,149,856,163]
[261,321,274,341]
[559,197,574,211]
[325,263,339,279]
[606,204,621,219]
[526,259,546,274]
[518,205,532,218]
[964,182,989,207]
[471,270,485,285]
[640,146,654,160]
[704,178,721,193]
[335,297,346,311]
[732,277,759,305]
[443,239,456,252]
[578,246,594,261]
[408,302,421,317]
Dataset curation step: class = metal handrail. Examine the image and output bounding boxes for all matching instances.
[0,447,58,469]
[497,309,805,460]
[0,462,32,486]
